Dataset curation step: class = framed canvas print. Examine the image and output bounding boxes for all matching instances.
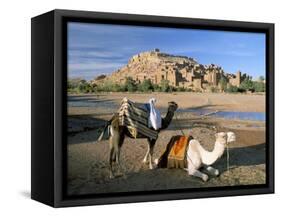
[31,9,274,207]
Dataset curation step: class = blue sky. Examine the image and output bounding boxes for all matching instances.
[68,22,266,80]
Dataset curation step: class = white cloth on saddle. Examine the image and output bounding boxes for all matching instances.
[148,98,162,130]
[118,98,158,139]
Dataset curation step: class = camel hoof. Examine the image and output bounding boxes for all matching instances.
[142,159,148,164]
[149,164,155,170]
[202,174,209,182]
[109,173,115,179]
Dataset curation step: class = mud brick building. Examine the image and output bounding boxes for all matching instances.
[93,49,248,91]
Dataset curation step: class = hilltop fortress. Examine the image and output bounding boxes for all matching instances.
[93,49,250,91]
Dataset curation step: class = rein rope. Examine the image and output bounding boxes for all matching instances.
[174,112,186,136]
[226,143,230,181]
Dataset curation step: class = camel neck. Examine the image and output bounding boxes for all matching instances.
[161,109,174,129]
[200,139,226,166]
[212,140,226,159]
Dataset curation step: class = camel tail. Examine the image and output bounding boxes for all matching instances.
[97,114,117,141]
[97,124,109,141]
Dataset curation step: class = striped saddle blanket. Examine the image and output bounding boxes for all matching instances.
[118,98,159,140]
[157,135,193,169]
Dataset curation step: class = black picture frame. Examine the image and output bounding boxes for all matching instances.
[31,9,274,207]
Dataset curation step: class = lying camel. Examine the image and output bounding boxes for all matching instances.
[184,131,236,181]
[155,131,236,181]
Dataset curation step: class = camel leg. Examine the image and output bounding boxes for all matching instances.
[147,139,156,169]
[204,166,219,176]
[115,129,125,176]
[142,145,150,164]
[109,123,120,179]
[109,136,115,179]
[186,167,209,182]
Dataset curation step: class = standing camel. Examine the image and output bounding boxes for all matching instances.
[100,101,178,178]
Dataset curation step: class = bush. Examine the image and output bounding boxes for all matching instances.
[240,78,254,91]
[175,87,186,92]
[219,77,227,92]
[160,79,171,92]
[152,83,161,92]
[124,77,137,92]
[226,85,239,93]
[77,80,92,93]
[113,83,126,92]
[102,80,116,92]
[138,79,153,92]
[253,81,265,92]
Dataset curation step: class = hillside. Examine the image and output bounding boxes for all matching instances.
[93,49,247,90]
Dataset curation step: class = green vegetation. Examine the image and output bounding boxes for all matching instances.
[253,81,266,92]
[67,76,265,94]
[239,77,254,91]
[226,85,239,93]
[219,77,227,92]
[67,77,188,93]
[238,77,266,93]
[67,78,93,93]
[224,77,266,93]
[124,77,137,92]
[159,79,171,92]
[137,79,153,92]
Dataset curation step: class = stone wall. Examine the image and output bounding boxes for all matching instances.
[228,71,242,87]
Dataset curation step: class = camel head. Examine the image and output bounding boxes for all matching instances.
[227,132,236,143]
[215,131,236,145]
[168,101,178,113]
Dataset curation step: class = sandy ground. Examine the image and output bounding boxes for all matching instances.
[67,92,266,196]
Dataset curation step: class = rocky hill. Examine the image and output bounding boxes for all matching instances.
[93,49,247,90]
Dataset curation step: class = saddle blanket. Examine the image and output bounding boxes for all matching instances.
[118,98,159,140]
[157,135,193,169]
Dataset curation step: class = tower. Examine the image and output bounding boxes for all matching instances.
[236,70,241,86]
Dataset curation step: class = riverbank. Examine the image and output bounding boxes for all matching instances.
[68,92,265,113]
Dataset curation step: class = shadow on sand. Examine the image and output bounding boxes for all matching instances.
[212,143,266,173]
[68,115,109,145]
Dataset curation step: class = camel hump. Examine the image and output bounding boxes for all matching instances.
[122,97,128,102]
